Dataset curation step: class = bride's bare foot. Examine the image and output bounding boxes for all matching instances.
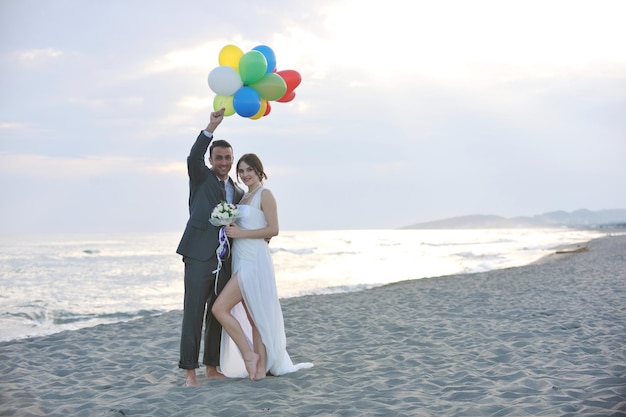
[254,367,266,381]
[244,353,260,381]
[205,365,225,379]
[255,360,267,381]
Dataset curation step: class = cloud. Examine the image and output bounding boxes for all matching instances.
[0,122,25,129]
[13,48,64,62]
[317,0,626,81]
[146,43,216,74]
[0,153,184,178]
[0,0,624,233]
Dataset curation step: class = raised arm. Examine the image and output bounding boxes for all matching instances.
[205,107,225,134]
[188,108,226,182]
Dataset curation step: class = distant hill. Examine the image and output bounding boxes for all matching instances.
[401,209,626,229]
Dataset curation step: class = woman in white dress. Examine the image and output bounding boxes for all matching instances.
[212,153,313,380]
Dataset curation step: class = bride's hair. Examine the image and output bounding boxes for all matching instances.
[237,153,268,182]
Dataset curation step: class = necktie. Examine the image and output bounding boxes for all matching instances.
[220,180,230,203]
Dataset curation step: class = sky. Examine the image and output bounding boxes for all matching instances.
[1,0,625,234]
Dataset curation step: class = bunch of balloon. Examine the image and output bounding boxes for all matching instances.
[207,44,302,120]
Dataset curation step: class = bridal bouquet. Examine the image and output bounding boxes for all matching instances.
[209,201,239,293]
[210,201,239,226]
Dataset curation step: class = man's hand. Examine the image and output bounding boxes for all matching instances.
[205,108,225,134]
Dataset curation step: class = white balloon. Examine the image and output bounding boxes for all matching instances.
[208,66,243,96]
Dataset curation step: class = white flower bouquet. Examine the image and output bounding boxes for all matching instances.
[209,201,239,227]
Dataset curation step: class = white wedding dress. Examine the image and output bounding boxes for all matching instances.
[219,187,313,378]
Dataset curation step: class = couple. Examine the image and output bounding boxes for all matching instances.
[176,108,312,386]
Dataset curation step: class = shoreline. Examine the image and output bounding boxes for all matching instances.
[1,234,625,416]
[2,230,614,345]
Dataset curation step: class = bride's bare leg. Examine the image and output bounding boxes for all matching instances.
[244,304,267,380]
[253,327,267,380]
[212,275,258,380]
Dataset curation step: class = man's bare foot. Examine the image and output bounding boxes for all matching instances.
[244,353,260,381]
[185,370,200,387]
[205,365,225,379]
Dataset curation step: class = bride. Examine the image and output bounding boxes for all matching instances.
[211,153,313,380]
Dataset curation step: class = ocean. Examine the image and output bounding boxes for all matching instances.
[0,228,607,342]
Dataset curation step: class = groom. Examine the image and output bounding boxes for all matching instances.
[177,108,244,387]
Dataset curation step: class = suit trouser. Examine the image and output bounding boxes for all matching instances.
[178,255,232,369]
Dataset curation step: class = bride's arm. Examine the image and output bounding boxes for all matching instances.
[225,189,279,239]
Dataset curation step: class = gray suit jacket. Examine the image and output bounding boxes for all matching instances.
[176,132,244,262]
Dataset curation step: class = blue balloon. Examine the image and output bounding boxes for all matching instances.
[252,45,277,74]
[233,86,261,117]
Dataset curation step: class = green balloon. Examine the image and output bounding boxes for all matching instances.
[238,51,267,85]
[250,73,287,101]
[213,95,235,116]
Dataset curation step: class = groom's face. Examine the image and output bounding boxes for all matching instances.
[209,146,234,179]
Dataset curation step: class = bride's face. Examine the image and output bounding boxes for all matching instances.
[238,161,260,189]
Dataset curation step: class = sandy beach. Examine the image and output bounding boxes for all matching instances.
[1,234,625,417]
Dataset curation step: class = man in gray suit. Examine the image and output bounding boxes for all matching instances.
[176,108,244,387]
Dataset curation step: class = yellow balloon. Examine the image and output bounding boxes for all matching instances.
[213,95,236,117]
[249,99,268,120]
[218,45,244,70]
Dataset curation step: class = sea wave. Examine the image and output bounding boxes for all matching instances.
[270,247,316,255]
[1,308,164,342]
[0,229,607,341]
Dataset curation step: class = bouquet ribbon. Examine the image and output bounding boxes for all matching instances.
[212,226,231,294]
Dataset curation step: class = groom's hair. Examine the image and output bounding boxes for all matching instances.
[209,140,233,157]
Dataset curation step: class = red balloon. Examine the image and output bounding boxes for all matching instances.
[276,91,296,103]
[264,101,272,116]
[276,70,301,92]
